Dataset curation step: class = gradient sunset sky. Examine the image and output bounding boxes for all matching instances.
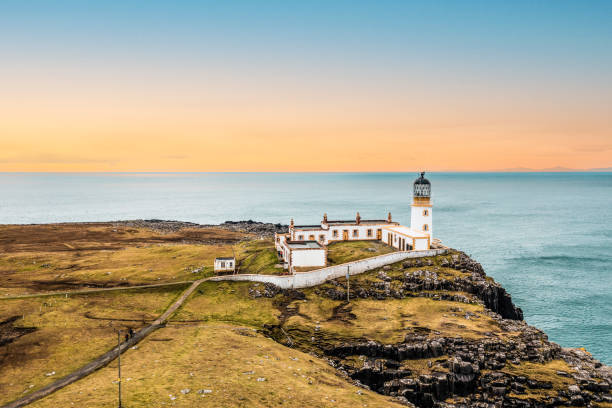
[1,1,611,172]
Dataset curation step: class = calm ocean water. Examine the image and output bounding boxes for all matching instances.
[1,172,611,364]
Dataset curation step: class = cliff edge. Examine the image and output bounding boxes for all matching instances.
[257,251,611,407]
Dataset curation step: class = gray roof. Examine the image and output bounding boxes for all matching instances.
[286,240,323,249]
[215,257,235,261]
[327,220,389,225]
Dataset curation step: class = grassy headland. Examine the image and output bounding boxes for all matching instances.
[1,222,609,408]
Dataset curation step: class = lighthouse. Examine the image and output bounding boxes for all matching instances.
[411,172,433,237]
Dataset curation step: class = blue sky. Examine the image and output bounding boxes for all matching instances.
[0,1,610,171]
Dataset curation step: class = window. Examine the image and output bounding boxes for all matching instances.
[333,230,338,238]
[276,237,280,242]
[423,224,429,231]
[228,262,233,268]
[298,235,304,240]
[423,209,429,216]
[367,229,373,237]
[353,229,359,237]
[308,234,315,240]
[319,234,325,242]
[220,262,225,268]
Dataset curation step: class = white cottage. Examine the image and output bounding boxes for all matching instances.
[274,172,434,272]
[214,257,235,273]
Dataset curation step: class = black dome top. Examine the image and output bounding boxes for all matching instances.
[413,172,431,197]
[414,171,430,185]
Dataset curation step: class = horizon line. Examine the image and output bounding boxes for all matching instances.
[1,169,611,174]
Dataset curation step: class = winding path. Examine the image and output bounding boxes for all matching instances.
[1,278,207,408]
[0,281,196,301]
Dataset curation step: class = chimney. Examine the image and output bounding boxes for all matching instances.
[290,218,294,228]
[387,212,392,223]
[323,213,328,224]
[356,212,361,224]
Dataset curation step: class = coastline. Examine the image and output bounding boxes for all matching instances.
[1,220,610,407]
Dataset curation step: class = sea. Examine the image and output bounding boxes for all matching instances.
[1,172,610,364]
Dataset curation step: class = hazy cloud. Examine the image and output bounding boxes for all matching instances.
[572,144,612,153]
[0,154,116,164]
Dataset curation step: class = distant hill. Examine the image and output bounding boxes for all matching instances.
[496,166,612,172]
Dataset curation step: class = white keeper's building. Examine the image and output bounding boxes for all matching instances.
[275,172,435,272]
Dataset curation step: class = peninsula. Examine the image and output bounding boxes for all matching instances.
[1,217,610,407]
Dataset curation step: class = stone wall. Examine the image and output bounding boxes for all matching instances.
[209,249,448,289]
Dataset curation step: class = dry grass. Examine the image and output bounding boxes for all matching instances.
[344,253,473,285]
[501,360,577,399]
[0,287,186,406]
[285,294,503,345]
[0,223,247,253]
[425,266,473,281]
[29,324,405,408]
[0,231,566,407]
[171,281,281,328]
[0,223,258,296]
[400,356,450,374]
[234,239,284,275]
[326,241,395,265]
[0,244,225,296]
[293,266,323,272]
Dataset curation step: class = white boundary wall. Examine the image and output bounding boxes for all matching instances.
[209,249,447,289]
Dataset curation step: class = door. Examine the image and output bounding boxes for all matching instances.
[376,229,382,240]
[388,234,392,246]
[342,230,349,241]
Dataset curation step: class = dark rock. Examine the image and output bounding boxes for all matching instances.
[570,395,585,406]
[113,219,288,238]
[491,386,506,396]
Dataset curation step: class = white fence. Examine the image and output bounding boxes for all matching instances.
[209,248,447,289]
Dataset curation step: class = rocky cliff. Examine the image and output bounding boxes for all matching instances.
[320,252,523,321]
[257,251,612,407]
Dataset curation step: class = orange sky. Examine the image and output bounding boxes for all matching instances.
[1,2,611,172]
[1,76,610,172]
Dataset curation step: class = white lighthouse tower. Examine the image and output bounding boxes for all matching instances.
[410,172,433,238]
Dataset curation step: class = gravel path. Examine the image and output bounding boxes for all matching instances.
[0,281,196,301]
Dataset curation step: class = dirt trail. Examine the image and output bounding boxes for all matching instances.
[0,278,208,408]
[0,281,195,300]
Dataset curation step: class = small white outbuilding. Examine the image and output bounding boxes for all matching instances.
[214,257,235,273]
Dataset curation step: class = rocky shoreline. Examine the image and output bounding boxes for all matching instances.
[257,252,612,407]
[113,219,287,237]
